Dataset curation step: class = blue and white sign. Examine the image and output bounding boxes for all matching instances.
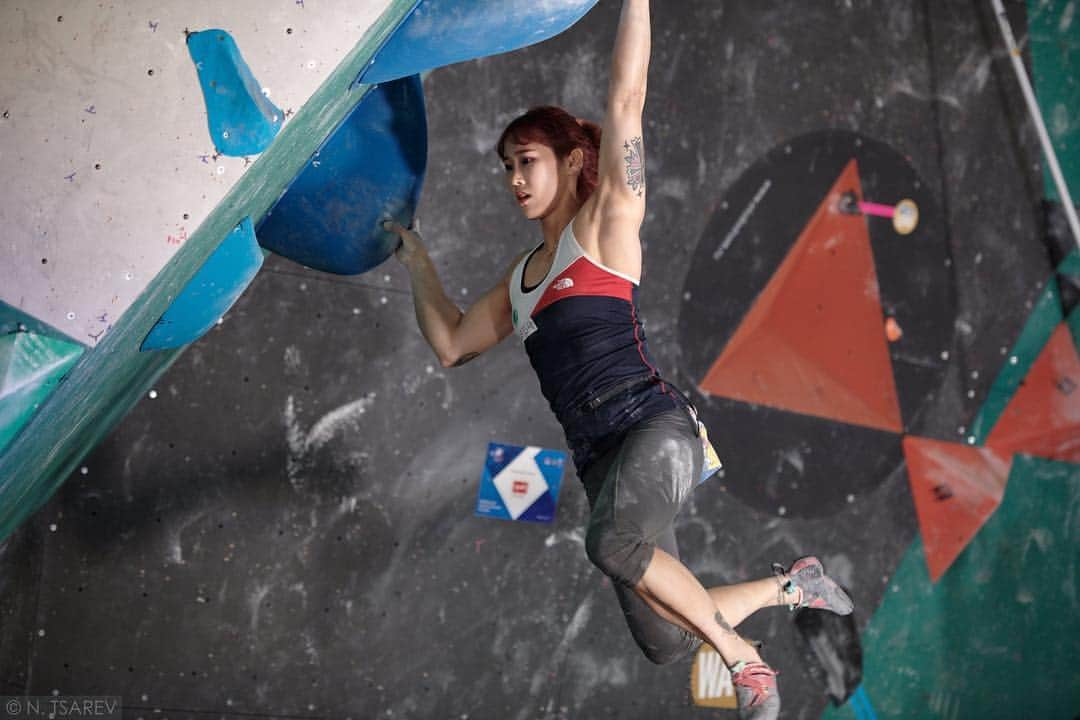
[475,443,566,523]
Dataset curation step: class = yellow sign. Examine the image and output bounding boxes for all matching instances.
[690,644,737,709]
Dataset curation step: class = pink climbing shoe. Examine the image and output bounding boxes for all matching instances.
[732,661,780,719]
[773,556,854,615]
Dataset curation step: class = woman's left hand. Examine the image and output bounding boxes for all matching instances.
[383,219,426,271]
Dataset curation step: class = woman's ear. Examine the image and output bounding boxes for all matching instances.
[568,147,584,174]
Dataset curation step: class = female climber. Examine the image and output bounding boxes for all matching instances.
[384,1,853,717]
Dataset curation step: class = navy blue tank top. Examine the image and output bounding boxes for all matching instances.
[508,222,680,474]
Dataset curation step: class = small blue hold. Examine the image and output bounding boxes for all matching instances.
[141,218,265,352]
[187,29,283,156]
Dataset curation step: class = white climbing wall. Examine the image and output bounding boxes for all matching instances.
[0,0,394,347]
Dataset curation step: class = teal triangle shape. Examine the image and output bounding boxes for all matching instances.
[970,282,1064,443]
[0,331,84,453]
[1059,250,1080,278]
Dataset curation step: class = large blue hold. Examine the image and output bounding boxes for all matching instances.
[257,75,427,275]
[187,29,283,156]
[359,0,598,85]
[141,218,265,351]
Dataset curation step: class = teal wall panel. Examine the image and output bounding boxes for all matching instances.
[1029,0,1080,199]
[822,455,1080,719]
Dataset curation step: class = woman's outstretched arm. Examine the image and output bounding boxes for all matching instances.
[582,0,651,275]
[608,0,651,125]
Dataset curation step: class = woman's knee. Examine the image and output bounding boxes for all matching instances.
[585,524,651,587]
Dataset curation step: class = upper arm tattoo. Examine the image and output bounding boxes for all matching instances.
[623,136,645,197]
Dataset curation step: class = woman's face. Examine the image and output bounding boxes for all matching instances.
[502,140,565,220]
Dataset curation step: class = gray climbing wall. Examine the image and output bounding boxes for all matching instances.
[2,1,1076,719]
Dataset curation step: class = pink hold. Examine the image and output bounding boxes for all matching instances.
[859,201,895,218]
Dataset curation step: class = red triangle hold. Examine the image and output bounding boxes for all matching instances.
[986,322,1080,463]
[700,159,903,433]
[903,436,1011,583]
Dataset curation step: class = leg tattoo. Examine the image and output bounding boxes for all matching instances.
[716,610,762,649]
[715,611,737,635]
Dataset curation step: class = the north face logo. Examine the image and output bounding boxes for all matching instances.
[553,277,574,291]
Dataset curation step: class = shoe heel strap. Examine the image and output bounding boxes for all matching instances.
[771,562,799,611]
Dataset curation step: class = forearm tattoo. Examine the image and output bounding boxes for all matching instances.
[623,136,645,196]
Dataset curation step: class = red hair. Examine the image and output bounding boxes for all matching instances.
[496,106,602,201]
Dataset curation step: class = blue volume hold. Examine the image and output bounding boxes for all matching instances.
[257,74,428,275]
[359,0,598,85]
[187,29,283,156]
[141,218,265,351]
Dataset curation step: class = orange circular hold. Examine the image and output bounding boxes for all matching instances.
[885,317,903,342]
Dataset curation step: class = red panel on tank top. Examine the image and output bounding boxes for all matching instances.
[531,257,634,317]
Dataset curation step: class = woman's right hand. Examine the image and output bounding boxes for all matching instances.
[383,219,425,270]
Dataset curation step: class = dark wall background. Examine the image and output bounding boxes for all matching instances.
[1,1,1054,719]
